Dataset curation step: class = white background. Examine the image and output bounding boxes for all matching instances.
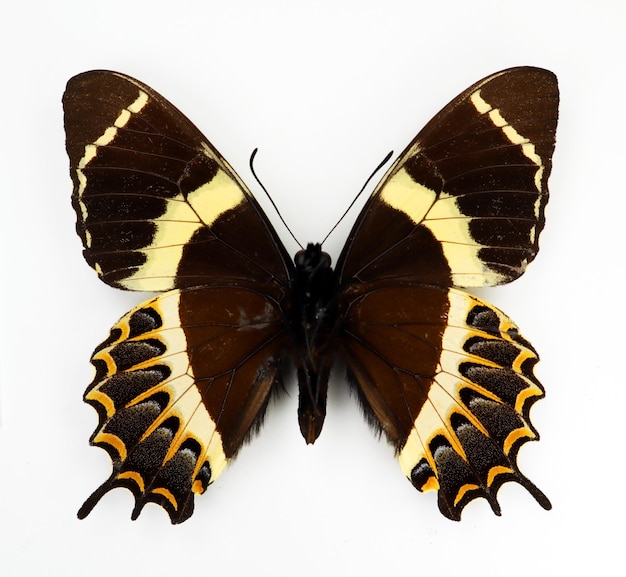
[1,1,623,575]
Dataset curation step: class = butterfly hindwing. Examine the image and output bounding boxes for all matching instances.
[78,286,287,523]
[336,67,558,288]
[63,71,292,292]
[341,285,549,519]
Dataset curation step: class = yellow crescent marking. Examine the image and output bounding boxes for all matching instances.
[117,471,145,492]
[512,348,535,374]
[420,476,439,493]
[90,347,117,377]
[151,487,178,509]
[487,465,514,486]
[192,478,207,495]
[454,483,479,506]
[85,389,116,418]
[92,431,127,461]
[503,427,535,455]
[515,384,543,413]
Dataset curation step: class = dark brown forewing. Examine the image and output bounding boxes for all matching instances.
[78,286,288,523]
[341,284,550,520]
[64,71,292,292]
[336,67,559,288]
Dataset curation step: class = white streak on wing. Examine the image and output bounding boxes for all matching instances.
[75,90,150,247]
[470,90,544,192]
[380,168,504,286]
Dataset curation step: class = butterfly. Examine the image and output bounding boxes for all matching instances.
[63,67,559,523]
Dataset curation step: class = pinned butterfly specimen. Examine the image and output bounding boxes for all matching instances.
[63,67,559,523]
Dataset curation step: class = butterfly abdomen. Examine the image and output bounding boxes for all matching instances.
[291,243,340,443]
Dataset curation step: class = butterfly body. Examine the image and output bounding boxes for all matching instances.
[64,67,558,523]
[290,243,338,443]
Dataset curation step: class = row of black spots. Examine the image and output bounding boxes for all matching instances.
[95,382,211,524]
[123,415,181,521]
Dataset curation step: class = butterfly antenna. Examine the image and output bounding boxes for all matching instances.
[320,150,393,245]
[250,148,303,250]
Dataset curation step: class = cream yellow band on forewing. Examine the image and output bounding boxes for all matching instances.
[119,163,246,292]
[380,168,505,286]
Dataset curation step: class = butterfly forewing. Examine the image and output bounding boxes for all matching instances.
[336,67,558,289]
[64,71,292,292]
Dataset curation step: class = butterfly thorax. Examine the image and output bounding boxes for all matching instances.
[291,243,339,443]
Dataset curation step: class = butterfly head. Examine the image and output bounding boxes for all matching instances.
[294,243,331,275]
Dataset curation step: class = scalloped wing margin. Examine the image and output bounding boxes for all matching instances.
[78,286,287,523]
[341,285,550,520]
